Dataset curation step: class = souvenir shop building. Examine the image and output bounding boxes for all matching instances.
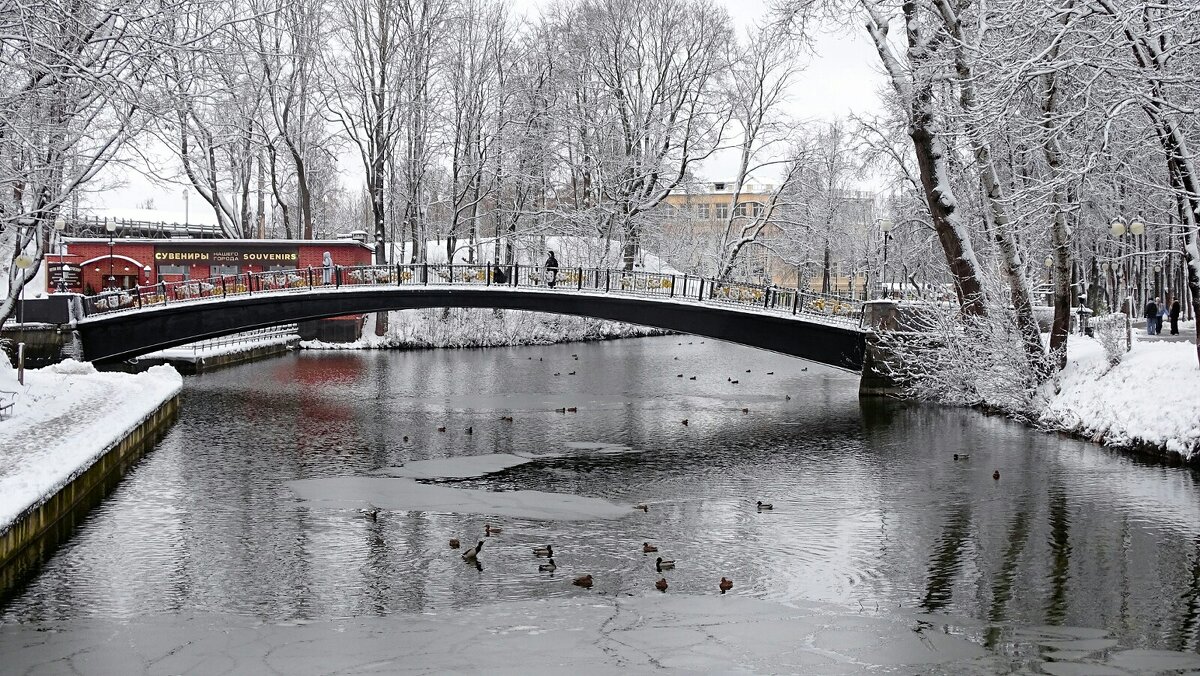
[46,238,373,295]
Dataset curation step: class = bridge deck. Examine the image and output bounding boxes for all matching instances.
[75,264,867,369]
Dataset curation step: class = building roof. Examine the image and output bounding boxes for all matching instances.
[64,237,373,250]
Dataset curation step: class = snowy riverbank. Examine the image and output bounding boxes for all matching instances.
[0,357,182,533]
[1041,334,1200,462]
[302,307,665,351]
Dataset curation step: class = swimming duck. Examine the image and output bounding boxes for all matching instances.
[573,574,593,588]
[688,376,696,380]
[403,435,409,442]
[466,426,473,434]
[767,371,774,375]
[485,524,503,536]
[566,407,577,412]
[719,577,733,593]
[801,367,808,372]
[568,371,576,376]
[730,379,739,384]
[634,504,649,512]
[449,538,460,549]
[462,540,484,560]
[993,470,1001,480]
[554,372,561,376]
[437,426,446,432]
[677,374,684,378]
[681,419,688,426]
[358,507,380,521]
[642,542,658,553]
[500,415,513,422]
[785,395,791,400]
[954,453,969,460]
[533,545,553,557]
[655,577,668,592]
[655,557,675,572]
[539,558,557,572]
[756,501,773,510]
[741,408,749,413]
[555,407,566,413]
[746,369,751,373]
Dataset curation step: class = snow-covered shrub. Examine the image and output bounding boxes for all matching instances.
[871,303,1048,419]
[1091,314,1127,366]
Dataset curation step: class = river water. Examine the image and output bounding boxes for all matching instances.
[3,335,1200,668]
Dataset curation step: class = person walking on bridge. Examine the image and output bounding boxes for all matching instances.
[322,251,334,285]
[545,251,559,288]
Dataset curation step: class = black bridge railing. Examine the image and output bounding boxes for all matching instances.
[81,263,863,325]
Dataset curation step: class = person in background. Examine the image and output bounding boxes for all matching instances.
[1169,297,1181,335]
[1158,297,1169,336]
[1144,297,1159,335]
[492,262,507,285]
[322,251,333,284]
[545,251,559,288]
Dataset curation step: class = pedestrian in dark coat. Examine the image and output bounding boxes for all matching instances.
[1144,298,1159,335]
[1169,298,1181,335]
[545,251,559,288]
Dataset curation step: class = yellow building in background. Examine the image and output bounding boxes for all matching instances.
[659,182,875,294]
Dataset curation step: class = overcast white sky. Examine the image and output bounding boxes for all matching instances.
[89,0,886,223]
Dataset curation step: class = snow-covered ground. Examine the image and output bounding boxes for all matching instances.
[0,357,182,533]
[304,307,664,351]
[1041,333,1200,460]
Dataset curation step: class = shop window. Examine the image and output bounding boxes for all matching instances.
[211,264,239,278]
[158,264,189,280]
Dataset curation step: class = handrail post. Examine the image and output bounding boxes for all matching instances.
[307,267,313,288]
[698,279,704,300]
[335,266,342,288]
[605,269,610,292]
[448,263,453,285]
[422,263,428,285]
[670,274,676,298]
[160,281,168,305]
[135,286,142,309]
[486,264,491,286]
[247,273,252,295]
[792,290,799,315]
[577,267,582,290]
[513,264,519,286]
[221,276,227,298]
[764,287,771,308]
[397,264,402,285]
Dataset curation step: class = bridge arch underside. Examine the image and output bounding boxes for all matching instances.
[77,289,866,370]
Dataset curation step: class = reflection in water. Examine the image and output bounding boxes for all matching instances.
[1045,482,1072,625]
[1,335,1199,665]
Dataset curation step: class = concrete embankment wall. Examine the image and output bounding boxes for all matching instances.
[119,338,299,375]
[0,395,180,591]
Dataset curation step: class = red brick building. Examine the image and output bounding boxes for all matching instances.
[46,238,373,294]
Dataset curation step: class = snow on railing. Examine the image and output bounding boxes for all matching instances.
[81,263,864,326]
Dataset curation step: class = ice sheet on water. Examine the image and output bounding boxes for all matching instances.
[373,453,533,479]
[287,476,630,521]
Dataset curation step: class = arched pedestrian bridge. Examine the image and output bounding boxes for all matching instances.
[74,263,868,369]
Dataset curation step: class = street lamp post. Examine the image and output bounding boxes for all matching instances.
[1110,215,1144,351]
[105,220,116,290]
[54,215,67,293]
[878,219,894,299]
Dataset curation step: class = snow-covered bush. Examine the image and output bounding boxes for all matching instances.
[1091,314,1127,366]
[871,303,1049,419]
